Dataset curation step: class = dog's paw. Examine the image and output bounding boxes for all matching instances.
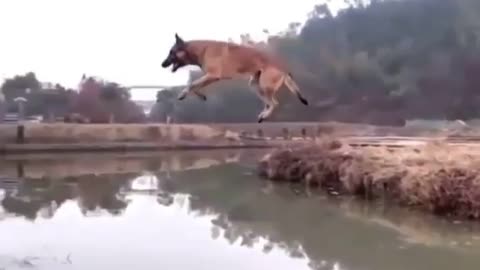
[177,91,188,100]
[257,113,265,123]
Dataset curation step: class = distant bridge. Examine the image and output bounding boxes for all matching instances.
[126,85,172,90]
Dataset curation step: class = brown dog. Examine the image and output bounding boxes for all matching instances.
[161,33,309,122]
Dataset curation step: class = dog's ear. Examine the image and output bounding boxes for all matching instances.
[175,33,184,45]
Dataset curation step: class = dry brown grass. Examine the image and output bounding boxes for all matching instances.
[257,137,480,220]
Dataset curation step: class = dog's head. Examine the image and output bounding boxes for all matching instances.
[161,33,190,73]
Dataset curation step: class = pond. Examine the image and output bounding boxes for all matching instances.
[1,149,480,270]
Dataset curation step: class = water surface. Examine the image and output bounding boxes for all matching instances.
[1,150,480,270]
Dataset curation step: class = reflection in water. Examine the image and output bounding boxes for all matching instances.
[1,152,480,270]
[0,173,135,220]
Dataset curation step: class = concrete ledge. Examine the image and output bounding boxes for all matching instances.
[1,122,479,155]
[0,123,237,144]
[0,123,268,154]
[0,141,275,154]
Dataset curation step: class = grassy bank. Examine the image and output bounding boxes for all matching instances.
[257,139,480,220]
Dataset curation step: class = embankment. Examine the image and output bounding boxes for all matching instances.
[0,123,272,154]
[257,138,480,220]
[0,121,478,154]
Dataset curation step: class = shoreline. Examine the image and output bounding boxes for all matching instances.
[0,141,274,154]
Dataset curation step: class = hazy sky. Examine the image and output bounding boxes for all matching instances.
[0,0,346,100]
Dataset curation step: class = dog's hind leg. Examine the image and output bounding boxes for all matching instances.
[257,102,270,123]
[255,70,282,123]
[258,94,278,123]
[248,70,261,87]
[256,87,279,123]
[249,72,271,123]
[283,73,309,106]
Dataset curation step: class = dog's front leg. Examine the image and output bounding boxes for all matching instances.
[178,74,219,101]
[177,86,206,101]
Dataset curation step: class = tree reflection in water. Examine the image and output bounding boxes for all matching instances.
[0,173,136,220]
[1,161,480,270]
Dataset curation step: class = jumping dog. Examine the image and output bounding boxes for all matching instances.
[161,33,309,122]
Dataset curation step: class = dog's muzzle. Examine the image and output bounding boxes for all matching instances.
[161,58,181,73]
[171,62,181,72]
[161,58,171,68]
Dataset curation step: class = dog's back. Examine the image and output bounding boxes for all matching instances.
[186,39,288,76]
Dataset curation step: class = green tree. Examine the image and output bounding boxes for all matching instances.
[153,0,480,125]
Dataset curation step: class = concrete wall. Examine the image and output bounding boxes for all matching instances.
[0,123,235,144]
[0,121,473,149]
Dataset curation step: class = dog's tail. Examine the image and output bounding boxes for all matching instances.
[283,72,308,106]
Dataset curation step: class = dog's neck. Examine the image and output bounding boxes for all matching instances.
[184,41,206,67]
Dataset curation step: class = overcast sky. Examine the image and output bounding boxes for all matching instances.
[0,0,346,100]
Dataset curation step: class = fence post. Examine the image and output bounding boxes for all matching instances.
[257,129,264,138]
[16,124,25,144]
[282,127,290,140]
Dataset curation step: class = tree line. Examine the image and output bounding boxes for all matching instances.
[3,0,480,125]
[152,0,480,125]
[0,73,146,123]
